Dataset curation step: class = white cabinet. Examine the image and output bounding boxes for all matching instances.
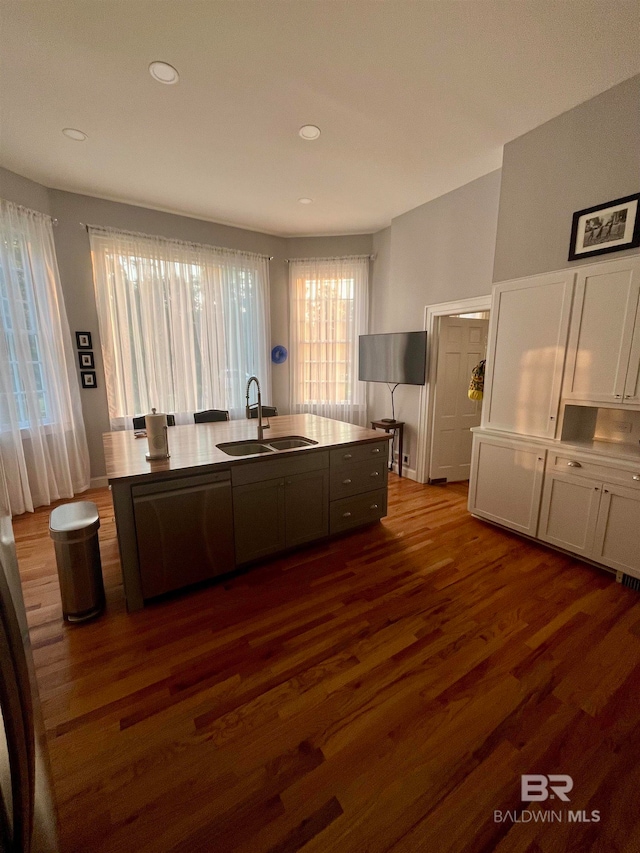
[538,472,601,557]
[593,484,640,578]
[563,257,640,405]
[468,433,546,535]
[538,454,640,579]
[483,271,574,438]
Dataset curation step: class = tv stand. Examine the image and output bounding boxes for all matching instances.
[370,420,405,478]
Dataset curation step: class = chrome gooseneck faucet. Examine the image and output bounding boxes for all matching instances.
[245,376,265,440]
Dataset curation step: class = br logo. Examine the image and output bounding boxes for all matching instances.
[521,775,573,802]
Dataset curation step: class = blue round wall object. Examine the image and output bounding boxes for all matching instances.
[271,345,288,364]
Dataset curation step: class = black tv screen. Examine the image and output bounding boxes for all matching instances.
[359,331,427,385]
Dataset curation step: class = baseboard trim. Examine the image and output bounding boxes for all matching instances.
[90,476,108,489]
[391,463,418,481]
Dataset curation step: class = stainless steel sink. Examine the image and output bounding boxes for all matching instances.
[216,440,274,456]
[217,435,317,456]
[267,436,318,450]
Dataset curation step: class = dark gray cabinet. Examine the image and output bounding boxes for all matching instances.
[233,468,329,563]
[233,477,286,564]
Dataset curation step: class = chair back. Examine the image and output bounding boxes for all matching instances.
[194,409,230,424]
[248,405,277,419]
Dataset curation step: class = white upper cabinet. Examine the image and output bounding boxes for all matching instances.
[563,257,640,405]
[482,271,574,438]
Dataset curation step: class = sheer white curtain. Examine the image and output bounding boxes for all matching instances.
[289,256,369,425]
[89,227,271,427]
[0,200,90,515]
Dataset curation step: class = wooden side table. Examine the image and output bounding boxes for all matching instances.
[370,420,405,478]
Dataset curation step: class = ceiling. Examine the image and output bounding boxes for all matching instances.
[1,1,639,237]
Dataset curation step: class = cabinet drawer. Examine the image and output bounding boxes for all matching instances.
[330,457,387,499]
[548,452,640,489]
[330,441,389,467]
[231,450,329,486]
[330,489,387,534]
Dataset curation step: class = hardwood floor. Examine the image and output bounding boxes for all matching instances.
[12,475,640,853]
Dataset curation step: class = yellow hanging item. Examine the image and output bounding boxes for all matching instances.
[468,359,485,401]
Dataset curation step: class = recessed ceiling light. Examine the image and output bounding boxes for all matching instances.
[62,128,87,141]
[298,198,313,205]
[299,125,321,141]
[149,61,179,85]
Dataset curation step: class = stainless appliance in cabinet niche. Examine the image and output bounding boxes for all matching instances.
[133,470,235,598]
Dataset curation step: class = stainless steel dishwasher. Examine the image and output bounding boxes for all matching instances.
[132,470,234,599]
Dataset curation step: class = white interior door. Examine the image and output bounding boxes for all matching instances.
[429,315,489,482]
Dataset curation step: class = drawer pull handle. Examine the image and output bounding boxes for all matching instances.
[342,511,352,518]
[370,471,379,478]
[370,504,379,510]
[625,395,633,399]
[633,475,640,482]
[342,478,352,485]
[567,461,582,468]
[343,453,353,460]
[615,394,622,398]
[371,448,381,454]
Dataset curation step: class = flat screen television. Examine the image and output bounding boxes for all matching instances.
[358,331,427,385]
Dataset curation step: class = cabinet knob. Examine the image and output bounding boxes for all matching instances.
[370,504,379,510]
[538,457,544,461]
[550,416,555,420]
[286,480,292,485]
[633,475,640,482]
[595,487,600,491]
[567,461,582,468]
[625,395,632,399]
[371,448,380,454]
[342,511,352,518]
[342,478,352,485]
[604,489,609,494]
[615,394,622,398]
[370,471,379,478]
[343,453,353,460]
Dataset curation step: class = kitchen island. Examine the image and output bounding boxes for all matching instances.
[104,414,392,610]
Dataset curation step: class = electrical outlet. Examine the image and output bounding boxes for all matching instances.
[403,454,409,464]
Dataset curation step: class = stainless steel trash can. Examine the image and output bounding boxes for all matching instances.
[49,501,105,622]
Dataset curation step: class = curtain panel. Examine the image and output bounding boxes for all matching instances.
[0,199,90,515]
[88,227,271,427]
[289,256,369,426]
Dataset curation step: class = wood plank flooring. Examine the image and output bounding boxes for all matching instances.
[12,475,640,853]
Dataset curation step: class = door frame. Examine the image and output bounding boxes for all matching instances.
[416,295,492,484]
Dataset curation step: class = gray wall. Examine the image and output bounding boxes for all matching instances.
[0,166,52,215]
[368,170,502,468]
[494,74,640,281]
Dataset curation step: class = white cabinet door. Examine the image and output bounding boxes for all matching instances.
[468,434,546,536]
[593,483,640,578]
[538,472,602,557]
[623,298,640,405]
[483,272,573,438]
[564,257,640,404]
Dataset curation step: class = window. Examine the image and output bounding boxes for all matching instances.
[0,243,50,428]
[89,227,271,427]
[289,256,369,425]
[0,199,89,515]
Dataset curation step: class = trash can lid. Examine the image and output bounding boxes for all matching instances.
[49,501,100,534]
